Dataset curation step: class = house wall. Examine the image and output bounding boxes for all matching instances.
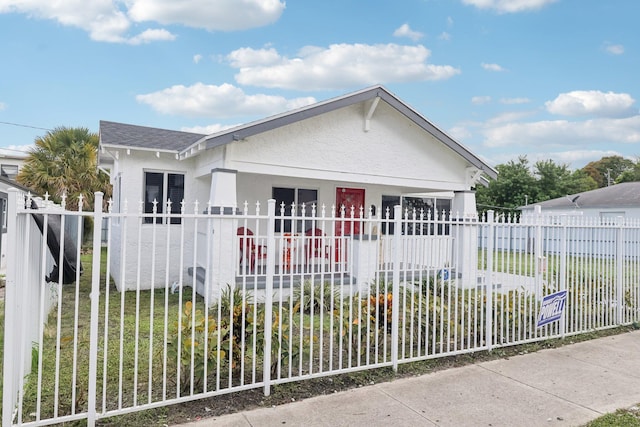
[108,151,200,290]
[222,101,471,192]
[105,100,480,290]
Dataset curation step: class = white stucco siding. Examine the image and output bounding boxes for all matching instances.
[114,151,198,207]
[108,151,199,290]
[225,101,470,191]
[192,146,225,178]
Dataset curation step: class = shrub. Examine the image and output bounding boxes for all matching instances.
[167,285,311,392]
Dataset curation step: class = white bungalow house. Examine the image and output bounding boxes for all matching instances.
[98,85,497,297]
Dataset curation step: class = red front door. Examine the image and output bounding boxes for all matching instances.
[335,187,365,236]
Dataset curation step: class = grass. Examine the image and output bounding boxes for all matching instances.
[584,405,640,426]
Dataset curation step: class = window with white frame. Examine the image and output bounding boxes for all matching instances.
[1,164,18,180]
[144,171,184,224]
[272,187,318,232]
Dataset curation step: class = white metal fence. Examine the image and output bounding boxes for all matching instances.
[3,191,640,426]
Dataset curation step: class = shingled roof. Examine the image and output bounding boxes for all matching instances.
[99,120,205,152]
[524,182,640,210]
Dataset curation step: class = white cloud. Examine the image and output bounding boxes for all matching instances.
[543,150,623,167]
[481,62,506,72]
[482,116,640,148]
[472,96,491,105]
[0,102,6,111]
[462,0,558,13]
[228,44,461,90]
[486,111,535,125]
[447,125,472,141]
[393,23,424,41]
[0,0,132,42]
[127,0,285,31]
[0,0,284,43]
[136,83,317,118]
[128,28,176,45]
[500,97,530,105]
[604,43,624,55]
[181,123,238,134]
[193,54,203,64]
[438,32,451,41]
[545,90,636,118]
[227,47,282,67]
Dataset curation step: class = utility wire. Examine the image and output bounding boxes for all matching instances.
[0,120,52,132]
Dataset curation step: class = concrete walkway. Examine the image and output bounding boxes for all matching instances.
[180,330,640,427]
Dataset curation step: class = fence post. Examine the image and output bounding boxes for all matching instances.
[615,217,624,325]
[391,205,402,371]
[86,193,103,426]
[2,189,19,427]
[534,205,543,301]
[485,210,494,351]
[559,215,567,337]
[263,199,276,396]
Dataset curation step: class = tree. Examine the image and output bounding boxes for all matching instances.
[534,160,597,200]
[17,127,111,211]
[616,157,640,183]
[476,156,537,216]
[582,155,633,187]
[475,156,597,217]
[534,159,572,201]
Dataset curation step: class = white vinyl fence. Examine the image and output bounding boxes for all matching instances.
[3,190,640,426]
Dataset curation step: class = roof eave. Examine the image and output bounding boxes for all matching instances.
[178,85,497,179]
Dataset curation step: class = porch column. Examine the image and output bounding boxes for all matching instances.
[452,190,478,289]
[209,168,238,207]
[352,234,379,293]
[198,169,239,302]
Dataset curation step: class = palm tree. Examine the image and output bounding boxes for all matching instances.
[17,127,111,211]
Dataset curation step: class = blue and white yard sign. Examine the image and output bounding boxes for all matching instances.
[536,290,567,328]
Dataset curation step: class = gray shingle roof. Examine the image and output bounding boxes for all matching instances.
[99,120,205,151]
[524,182,640,209]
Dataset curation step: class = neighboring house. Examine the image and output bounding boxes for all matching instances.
[0,151,28,272]
[0,151,26,181]
[98,85,498,293]
[0,175,32,273]
[520,182,640,222]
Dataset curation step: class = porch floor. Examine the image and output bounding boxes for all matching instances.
[235,273,354,290]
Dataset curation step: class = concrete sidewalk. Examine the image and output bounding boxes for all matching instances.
[180,330,640,427]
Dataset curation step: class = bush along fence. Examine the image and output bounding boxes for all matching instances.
[2,190,640,426]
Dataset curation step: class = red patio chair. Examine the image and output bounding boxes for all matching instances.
[305,228,331,265]
[237,227,267,272]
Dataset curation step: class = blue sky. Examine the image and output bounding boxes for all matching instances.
[1,0,638,169]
